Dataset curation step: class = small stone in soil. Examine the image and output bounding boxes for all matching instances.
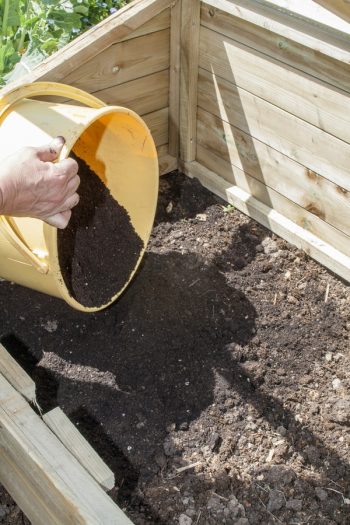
[267,489,285,512]
[315,487,328,501]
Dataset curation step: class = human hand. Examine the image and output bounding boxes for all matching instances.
[0,136,80,229]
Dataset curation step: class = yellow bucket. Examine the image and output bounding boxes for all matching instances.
[0,82,159,312]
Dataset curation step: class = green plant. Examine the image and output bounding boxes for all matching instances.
[222,203,235,213]
[0,0,126,85]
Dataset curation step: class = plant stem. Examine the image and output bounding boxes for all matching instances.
[17,0,30,52]
[2,0,10,38]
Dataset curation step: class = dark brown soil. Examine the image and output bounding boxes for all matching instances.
[0,172,350,525]
[58,153,144,307]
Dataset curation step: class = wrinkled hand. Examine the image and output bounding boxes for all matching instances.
[0,136,80,229]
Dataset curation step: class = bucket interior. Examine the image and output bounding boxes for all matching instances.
[56,109,159,309]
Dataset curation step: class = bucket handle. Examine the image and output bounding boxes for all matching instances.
[0,82,106,274]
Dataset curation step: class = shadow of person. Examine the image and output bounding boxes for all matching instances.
[0,249,256,473]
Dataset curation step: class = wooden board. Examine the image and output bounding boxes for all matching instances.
[91,69,169,116]
[62,28,170,93]
[201,3,350,95]
[0,373,132,525]
[201,0,350,64]
[196,143,350,259]
[0,343,35,404]
[43,408,114,491]
[119,7,170,42]
[197,67,350,192]
[179,0,201,162]
[263,0,350,31]
[184,159,350,283]
[199,24,350,144]
[158,144,178,174]
[313,1,350,24]
[168,0,181,156]
[144,107,169,146]
[196,106,350,240]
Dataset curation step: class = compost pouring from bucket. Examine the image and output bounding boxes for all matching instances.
[0,82,159,312]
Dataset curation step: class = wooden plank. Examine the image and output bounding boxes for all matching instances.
[196,142,350,259]
[201,0,350,64]
[197,105,350,240]
[119,7,170,41]
[43,408,114,492]
[313,1,350,24]
[199,24,350,144]
[168,0,181,157]
[91,69,169,116]
[263,0,350,32]
[200,3,350,95]
[144,107,169,146]
[62,28,170,94]
[197,67,350,192]
[1,0,171,92]
[159,152,178,175]
[184,160,350,283]
[0,344,36,404]
[0,373,132,525]
[179,0,200,162]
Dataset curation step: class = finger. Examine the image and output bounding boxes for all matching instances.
[44,210,72,229]
[53,157,79,181]
[65,174,80,195]
[59,192,80,212]
[35,136,66,162]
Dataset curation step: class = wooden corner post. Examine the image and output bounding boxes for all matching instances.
[179,0,201,164]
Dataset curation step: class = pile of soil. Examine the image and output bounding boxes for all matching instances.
[58,153,144,307]
[0,172,349,525]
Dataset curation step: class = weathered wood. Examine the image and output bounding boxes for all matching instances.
[196,143,350,259]
[43,408,114,491]
[62,28,170,94]
[197,106,350,240]
[158,149,178,175]
[119,7,170,42]
[201,0,350,63]
[0,344,35,404]
[179,0,200,162]
[264,0,350,31]
[184,159,350,283]
[92,69,169,116]
[0,373,132,525]
[199,24,350,144]
[168,0,182,157]
[197,67,350,192]
[201,3,350,95]
[144,107,169,146]
[0,0,171,93]
[313,1,350,24]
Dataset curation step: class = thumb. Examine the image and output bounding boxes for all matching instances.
[36,136,65,162]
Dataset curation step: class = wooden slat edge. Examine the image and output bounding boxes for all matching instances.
[202,0,350,63]
[183,160,350,283]
[168,0,182,157]
[0,374,132,524]
[0,344,35,404]
[179,0,200,162]
[43,408,114,491]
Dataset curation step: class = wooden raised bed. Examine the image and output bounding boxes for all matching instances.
[3,0,350,282]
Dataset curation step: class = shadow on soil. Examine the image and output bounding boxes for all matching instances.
[0,175,349,523]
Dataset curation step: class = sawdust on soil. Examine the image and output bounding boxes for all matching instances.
[0,172,349,525]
